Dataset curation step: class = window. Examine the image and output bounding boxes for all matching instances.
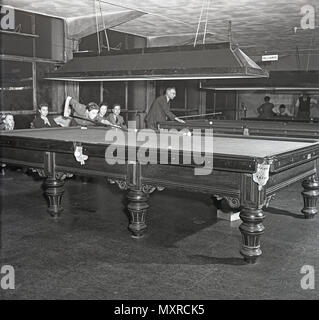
[36,62,56,110]
[35,15,64,60]
[0,10,33,57]
[206,91,237,119]
[79,82,101,105]
[0,10,64,61]
[103,82,126,107]
[0,60,33,111]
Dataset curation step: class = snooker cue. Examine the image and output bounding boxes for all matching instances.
[69,115,126,131]
[178,112,222,119]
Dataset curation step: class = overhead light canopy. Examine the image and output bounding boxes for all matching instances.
[46,42,268,82]
[200,71,319,91]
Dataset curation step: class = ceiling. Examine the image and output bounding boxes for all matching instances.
[2,0,319,59]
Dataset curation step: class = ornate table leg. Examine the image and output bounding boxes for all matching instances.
[301,175,319,219]
[127,188,149,238]
[239,207,265,264]
[239,161,270,264]
[43,176,65,218]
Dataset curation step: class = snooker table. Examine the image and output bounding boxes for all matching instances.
[1,126,319,264]
[159,119,319,139]
[242,117,319,123]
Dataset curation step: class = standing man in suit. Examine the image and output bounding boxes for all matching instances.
[295,92,318,119]
[145,87,185,130]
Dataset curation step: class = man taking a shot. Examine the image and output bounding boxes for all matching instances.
[63,96,114,127]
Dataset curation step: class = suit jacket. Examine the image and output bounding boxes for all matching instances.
[31,116,59,128]
[106,113,126,128]
[145,95,176,129]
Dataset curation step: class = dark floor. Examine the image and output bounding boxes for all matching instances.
[1,168,319,300]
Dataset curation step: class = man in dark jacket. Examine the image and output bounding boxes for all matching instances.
[145,87,185,130]
[257,96,275,119]
[31,103,59,128]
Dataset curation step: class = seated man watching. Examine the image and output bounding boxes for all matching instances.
[106,104,127,129]
[96,102,109,121]
[31,103,59,128]
[63,96,111,127]
[272,104,293,117]
[0,113,15,131]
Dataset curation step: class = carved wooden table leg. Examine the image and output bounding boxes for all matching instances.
[301,175,319,219]
[239,207,265,264]
[239,161,270,264]
[127,188,149,238]
[43,177,65,218]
